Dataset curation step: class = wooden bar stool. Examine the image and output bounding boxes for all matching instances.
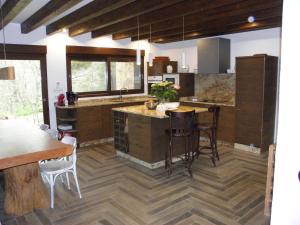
[196,105,220,166]
[165,110,197,177]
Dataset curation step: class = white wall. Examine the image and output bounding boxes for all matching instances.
[1,23,159,127]
[157,28,281,72]
[271,1,300,224]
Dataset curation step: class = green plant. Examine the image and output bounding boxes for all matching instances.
[150,81,179,102]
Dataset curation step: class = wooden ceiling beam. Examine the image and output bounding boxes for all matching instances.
[69,0,183,37]
[130,5,282,41]
[46,0,136,35]
[114,0,282,40]
[21,0,82,34]
[151,17,282,44]
[91,0,219,38]
[0,0,31,30]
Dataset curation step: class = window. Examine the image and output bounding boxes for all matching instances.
[110,58,141,90]
[71,60,107,92]
[66,46,144,98]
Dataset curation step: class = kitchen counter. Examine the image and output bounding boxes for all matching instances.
[180,97,235,107]
[55,96,151,109]
[112,104,207,168]
[112,105,207,119]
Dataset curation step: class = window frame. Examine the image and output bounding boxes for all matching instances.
[66,46,144,98]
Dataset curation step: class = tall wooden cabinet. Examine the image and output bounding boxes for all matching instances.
[235,55,278,152]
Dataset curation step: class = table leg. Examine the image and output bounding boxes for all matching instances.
[3,162,50,216]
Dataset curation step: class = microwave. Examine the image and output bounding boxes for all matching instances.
[162,74,180,86]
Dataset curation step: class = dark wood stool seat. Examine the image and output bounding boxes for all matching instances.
[165,110,197,177]
[196,105,220,166]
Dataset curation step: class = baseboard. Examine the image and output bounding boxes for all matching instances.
[234,143,261,154]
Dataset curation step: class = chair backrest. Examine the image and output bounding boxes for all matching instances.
[40,124,49,131]
[46,129,59,139]
[61,136,77,165]
[208,105,220,130]
[165,110,196,137]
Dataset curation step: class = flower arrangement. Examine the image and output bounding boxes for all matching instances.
[150,81,179,102]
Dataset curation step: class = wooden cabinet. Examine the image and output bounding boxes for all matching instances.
[180,102,235,143]
[56,106,78,137]
[147,61,177,76]
[178,73,195,97]
[56,101,144,144]
[235,55,278,152]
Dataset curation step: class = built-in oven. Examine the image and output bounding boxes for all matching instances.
[162,73,180,86]
[147,76,163,94]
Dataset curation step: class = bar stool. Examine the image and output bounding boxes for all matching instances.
[165,110,196,176]
[196,105,220,166]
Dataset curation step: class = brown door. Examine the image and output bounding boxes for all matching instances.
[235,56,264,147]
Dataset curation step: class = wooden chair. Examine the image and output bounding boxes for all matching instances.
[196,105,220,166]
[165,110,196,176]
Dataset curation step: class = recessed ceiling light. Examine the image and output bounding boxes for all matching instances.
[62,28,68,33]
[248,16,255,23]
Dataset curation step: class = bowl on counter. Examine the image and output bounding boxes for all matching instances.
[144,100,159,110]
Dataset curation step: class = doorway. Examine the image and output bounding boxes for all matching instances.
[0,44,49,125]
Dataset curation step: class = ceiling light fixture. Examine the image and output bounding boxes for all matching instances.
[181,15,186,69]
[248,16,255,23]
[136,16,141,66]
[148,24,153,67]
[0,0,15,80]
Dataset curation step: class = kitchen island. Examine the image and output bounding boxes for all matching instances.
[112,105,207,168]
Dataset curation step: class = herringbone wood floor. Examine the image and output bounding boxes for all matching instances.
[0,142,268,225]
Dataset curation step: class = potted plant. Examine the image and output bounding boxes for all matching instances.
[150,81,179,102]
[150,81,180,110]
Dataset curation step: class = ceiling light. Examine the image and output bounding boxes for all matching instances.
[148,24,153,67]
[136,16,141,66]
[181,15,186,69]
[0,0,15,80]
[248,16,255,23]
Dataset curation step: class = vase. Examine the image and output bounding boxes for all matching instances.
[167,65,173,73]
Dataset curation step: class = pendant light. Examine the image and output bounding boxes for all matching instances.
[148,24,153,67]
[0,0,15,80]
[136,16,141,66]
[181,15,186,69]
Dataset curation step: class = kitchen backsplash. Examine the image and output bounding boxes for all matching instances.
[194,73,235,104]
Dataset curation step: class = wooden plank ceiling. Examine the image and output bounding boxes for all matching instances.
[0,0,283,44]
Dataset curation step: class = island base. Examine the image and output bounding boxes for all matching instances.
[4,162,50,216]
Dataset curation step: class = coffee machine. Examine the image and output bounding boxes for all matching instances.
[66,91,78,105]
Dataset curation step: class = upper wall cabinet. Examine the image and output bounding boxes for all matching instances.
[197,38,230,74]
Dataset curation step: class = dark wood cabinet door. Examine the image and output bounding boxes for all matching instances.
[77,106,101,142]
[235,57,264,147]
[100,105,113,139]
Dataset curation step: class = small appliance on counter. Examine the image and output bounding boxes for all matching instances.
[66,91,78,105]
[57,94,65,106]
[148,75,163,94]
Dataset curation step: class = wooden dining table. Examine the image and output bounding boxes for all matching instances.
[0,120,72,216]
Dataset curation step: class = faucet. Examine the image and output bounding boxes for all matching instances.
[119,88,128,101]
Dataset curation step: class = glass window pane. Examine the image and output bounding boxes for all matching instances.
[110,61,141,90]
[0,60,44,125]
[71,60,107,92]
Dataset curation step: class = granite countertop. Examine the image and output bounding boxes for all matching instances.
[112,105,207,119]
[55,96,152,109]
[180,97,235,107]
